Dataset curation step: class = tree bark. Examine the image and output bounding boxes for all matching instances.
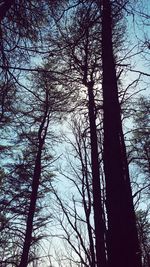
[101,1,142,267]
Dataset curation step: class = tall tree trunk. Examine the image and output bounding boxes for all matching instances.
[101,1,142,267]
[19,103,49,267]
[19,147,42,267]
[88,82,107,267]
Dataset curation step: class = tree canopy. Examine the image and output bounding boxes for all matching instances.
[0,1,149,267]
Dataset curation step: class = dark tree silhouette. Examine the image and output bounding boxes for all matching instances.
[101,1,142,267]
[18,67,68,267]
[49,3,107,265]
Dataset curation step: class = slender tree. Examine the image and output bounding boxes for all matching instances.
[49,3,107,265]
[0,149,52,266]
[18,66,68,267]
[51,116,96,267]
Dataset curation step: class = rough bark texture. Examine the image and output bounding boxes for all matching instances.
[88,82,107,267]
[101,1,142,267]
